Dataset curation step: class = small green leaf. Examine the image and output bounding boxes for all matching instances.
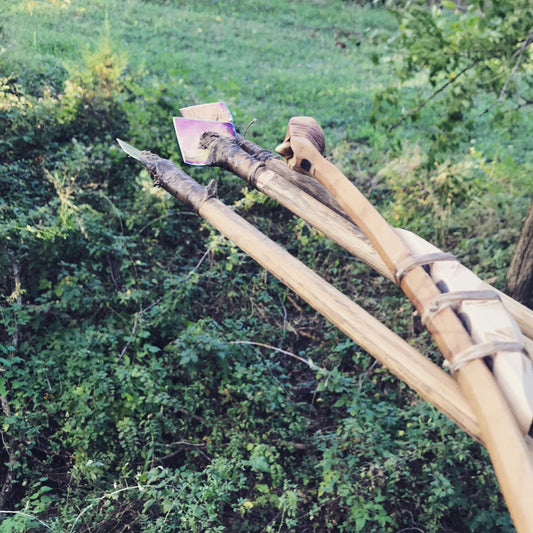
[250,456,270,473]
[146,344,160,353]
[38,279,52,290]
[255,483,270,494]
[441,0,456,9]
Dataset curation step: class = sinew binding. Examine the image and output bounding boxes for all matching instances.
[177,103,533,443]
[397,228,533,442]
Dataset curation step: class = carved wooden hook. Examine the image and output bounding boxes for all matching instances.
[275,116,326,174]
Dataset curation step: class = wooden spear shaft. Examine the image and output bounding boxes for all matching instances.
[277,119,533,532]
[203,132,533,344]
[122,146,482,444]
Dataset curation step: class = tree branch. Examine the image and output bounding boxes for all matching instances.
[389,60,479,131]
[227,340,328,375]
[481,29,533,115]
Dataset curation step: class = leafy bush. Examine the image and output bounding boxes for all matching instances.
[372,0,533,158]
[0,1,527,531]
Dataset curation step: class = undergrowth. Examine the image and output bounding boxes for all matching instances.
[1,0,530,531]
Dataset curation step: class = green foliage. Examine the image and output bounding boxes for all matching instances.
[376,144,490,241]
[372,0,533,158]
[0,0,528,531]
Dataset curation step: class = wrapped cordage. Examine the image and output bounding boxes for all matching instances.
[398,229,533,445]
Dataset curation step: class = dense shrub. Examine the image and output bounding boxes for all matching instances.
[1,1,528,531]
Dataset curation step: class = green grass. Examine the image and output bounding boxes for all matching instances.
[3,0,397,145]
[0,0,530,531]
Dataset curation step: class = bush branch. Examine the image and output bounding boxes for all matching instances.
[482,29,533,115]
[389,60,479,131]
[227,340,328,375]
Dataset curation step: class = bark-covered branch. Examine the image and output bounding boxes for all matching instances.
[508,199,533,309]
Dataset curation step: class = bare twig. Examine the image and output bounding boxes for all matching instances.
[499,30,533,103]
[189,247,211,276]
[68,486,143,533]
[278,294,288,333]
[178,408,208,425]
[166,440,207,447]
[389,60,479,131]
[227,340,328,375]
[106,253,119,292]
[515,96,533,111]
[271,439,309,450]
[8,253,22,347]
[0,433,14,509]
[0,511,53,531]
[0,396,11,419]
[358,359,380,390]
[482,29,533,115]
[116,294,165,360]
[243,118,257,138]
[118,311,139,359]
[159,441,207,462]
[138,211,197,235]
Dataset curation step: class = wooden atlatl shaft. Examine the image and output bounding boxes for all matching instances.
[276,117,533,533]
[117,143,482,445]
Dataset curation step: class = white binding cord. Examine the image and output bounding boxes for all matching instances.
[447,340,533,446]
[394,252,456,284]
[421,289,501,327]
[444,340,526,374]
[396,228,533,443]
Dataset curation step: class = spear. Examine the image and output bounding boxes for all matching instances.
[117,139,482,444]
[276,116,533,532]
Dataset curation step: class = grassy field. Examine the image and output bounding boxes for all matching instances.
[6,2,394,127]
[1,0,531,531]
